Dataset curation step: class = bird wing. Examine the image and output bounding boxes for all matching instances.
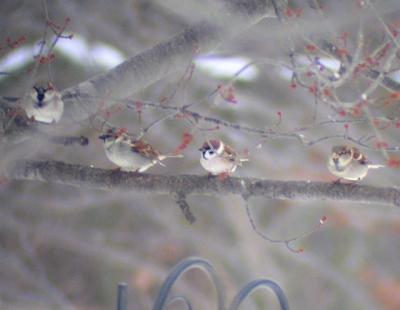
[130,139,160,160]
[351,147,368,165]
[221,143,238,163]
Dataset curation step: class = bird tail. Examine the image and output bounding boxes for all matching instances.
[368,164,385,169]
[235,157,249,166]
[158,153,184,161]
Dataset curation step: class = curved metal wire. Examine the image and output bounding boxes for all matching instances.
[166,295,194,310]
[228,279,289,310]
[152,257,225,310]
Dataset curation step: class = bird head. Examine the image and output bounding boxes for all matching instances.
[199,139,224,160]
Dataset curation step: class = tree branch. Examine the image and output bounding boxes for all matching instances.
[61,0,275,122]
[320,39,400,92]
[174,192,197,224]
[8,160,400,208]
[0,0,278,144]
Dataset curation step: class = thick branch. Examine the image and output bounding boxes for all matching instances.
[8,160,400,208]
[61,0,274,122]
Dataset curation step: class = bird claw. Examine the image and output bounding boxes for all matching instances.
[217,172,230,181]
[207,173,217,179]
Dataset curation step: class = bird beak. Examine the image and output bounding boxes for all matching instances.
[98,134,110,142]
[198,147,204,152]
[333,157,340,170]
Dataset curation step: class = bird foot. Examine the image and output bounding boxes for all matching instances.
[217,172,230,181]
[332,178,342,184]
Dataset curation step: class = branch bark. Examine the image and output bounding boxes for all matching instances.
[8,160,400,208]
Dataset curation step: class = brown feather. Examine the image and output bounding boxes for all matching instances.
[221,143,238,162]
[351,147,368,164]
[333,145,351,156]
[202,140,221,151]
[130,139,160,159]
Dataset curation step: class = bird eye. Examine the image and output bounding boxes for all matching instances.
[203,149,216,160]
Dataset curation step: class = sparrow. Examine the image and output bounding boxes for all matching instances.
[98,129,183,172]
[327,145,384,181]
[199,139,248,175]
[23,84,64,123]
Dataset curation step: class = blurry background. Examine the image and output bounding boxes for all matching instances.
[1,0,400,309]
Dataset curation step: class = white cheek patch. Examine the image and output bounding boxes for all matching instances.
[24,91,64,123]
[204,151,217,160]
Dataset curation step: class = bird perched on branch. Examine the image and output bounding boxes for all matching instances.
[23,83,64,123]
[199,139,248,175]
[99,129,183,172]
[327,145,384,181]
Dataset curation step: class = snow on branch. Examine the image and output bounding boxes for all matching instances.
[61,0,274,122]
